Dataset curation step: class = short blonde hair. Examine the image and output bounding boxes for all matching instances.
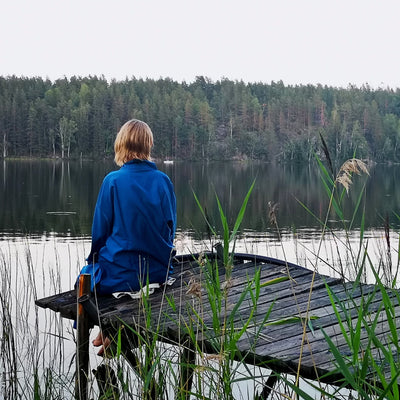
[114,119,154,166]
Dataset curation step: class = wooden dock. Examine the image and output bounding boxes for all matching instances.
[35,252,399,398]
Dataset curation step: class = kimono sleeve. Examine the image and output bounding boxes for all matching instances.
[86,177,114,263]
[162,179,177,243]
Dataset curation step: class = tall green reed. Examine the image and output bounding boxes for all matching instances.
[181,181,288,399]
[0,241,76,399]
[320,263,400,399]
[284,153,400,399]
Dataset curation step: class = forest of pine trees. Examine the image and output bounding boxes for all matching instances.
[1,75,400,164]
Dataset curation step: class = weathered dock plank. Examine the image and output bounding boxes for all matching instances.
[35,252,400,391]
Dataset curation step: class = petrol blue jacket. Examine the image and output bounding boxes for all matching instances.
[84,159,176,294]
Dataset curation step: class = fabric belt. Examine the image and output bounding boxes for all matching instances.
[112,277,176,299]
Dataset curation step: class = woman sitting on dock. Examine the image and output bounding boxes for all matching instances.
[77,119,177,355]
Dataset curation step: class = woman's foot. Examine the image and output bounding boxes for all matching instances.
[92,331,104,347]
[92,331,111,356]
[97,337,111,357]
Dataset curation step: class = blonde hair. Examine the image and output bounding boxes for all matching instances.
[114,119,154,166]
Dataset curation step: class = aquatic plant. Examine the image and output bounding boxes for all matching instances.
[280,152,400,400]
[0,241,76,399]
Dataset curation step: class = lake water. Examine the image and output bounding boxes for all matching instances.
[1,159,399,398]
[1,159,399,282]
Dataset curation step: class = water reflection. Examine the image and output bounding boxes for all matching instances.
[0,159,399,240]
[0,159,112,238]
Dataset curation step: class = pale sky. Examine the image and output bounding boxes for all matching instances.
[1,0,400,89]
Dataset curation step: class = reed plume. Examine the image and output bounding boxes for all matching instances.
[335,158,369,193]
[268,201,279,226]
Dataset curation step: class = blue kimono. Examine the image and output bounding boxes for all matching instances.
[79,159,177,294]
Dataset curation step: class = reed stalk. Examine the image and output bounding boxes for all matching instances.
[282,154,400,400]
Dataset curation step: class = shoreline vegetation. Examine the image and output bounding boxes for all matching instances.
[2,157,400,398]
[1,75,400,165]
[1,154,398,171]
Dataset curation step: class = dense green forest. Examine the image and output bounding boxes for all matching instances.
[1,75,400,163]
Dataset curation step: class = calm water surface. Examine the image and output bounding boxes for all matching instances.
[2,159,399,235]
[1,159,400,282]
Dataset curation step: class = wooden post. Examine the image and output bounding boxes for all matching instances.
[75,274,91,400]
[257,373,279,400]
[179,336,196,400]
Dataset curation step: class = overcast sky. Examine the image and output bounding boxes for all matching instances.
[1,0,400,89]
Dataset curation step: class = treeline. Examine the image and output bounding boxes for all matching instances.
[1,75,400,163]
